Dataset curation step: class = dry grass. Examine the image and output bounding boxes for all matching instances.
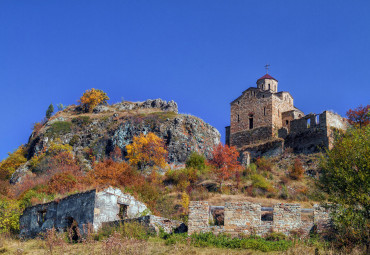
[0,234,366,255]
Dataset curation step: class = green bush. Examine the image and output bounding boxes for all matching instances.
[251,174,273,192]
[45,121,72,138]
[186,152,206,171]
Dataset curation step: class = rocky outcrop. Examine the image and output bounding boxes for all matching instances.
[112,99,178,113]
[22,99,219,178]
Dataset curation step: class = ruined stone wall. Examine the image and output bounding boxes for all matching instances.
[230,88,273,134]
[188,202,331,237]
[272,204,301,235]
[286,111,348,153]
[224,202,261,235]
[239,139,284,159]
[20,190,96,238]
[188,201,210,235]
[93,187,149,231]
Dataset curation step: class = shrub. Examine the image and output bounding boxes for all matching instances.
[251,174,273,192]
[289,158,305,180]
[45,121,72,138]
[186,152,206,171]
[256,157,273,172]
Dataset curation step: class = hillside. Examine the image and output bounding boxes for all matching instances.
[10,99,220,184]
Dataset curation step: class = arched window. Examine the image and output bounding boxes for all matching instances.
[237,114,240,122]
[249,115,254,129]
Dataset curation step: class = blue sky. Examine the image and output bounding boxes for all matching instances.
[1,0,369,160]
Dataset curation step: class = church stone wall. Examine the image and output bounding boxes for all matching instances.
[230,89,273,134]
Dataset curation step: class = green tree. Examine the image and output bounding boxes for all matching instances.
[318,126,370,249]
[46,103,54,119]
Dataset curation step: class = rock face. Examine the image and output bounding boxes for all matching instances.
[24,99,220,170]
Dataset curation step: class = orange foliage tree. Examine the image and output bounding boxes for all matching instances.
[210,143,241,187]
[346,104,370,128]
[126,132,168,171]
[78,88,109,112]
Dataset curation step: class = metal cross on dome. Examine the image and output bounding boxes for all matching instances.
[264,64,270,74]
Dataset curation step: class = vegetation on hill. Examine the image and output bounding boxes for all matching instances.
[0,90,368,254]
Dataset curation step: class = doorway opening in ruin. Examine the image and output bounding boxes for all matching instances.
[118,204,129,220]
[249,115,254,129]
[37,210,46,227]
[66,217,79,242]
[307,118,311,128]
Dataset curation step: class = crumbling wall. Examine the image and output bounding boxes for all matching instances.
[273,204,301,235]
[20,190,96,238]
[93,187,149,231]
[239,138,284,159]
[313,204,331,233]
[224,202,261,235]
[188,202,331,237]
[188,201,210,235]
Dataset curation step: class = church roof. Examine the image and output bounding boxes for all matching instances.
[257,74,278,82]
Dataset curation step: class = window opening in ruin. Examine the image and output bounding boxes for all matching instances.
[268,84,270,90]
[119,204,129,220]
[307,118,311,128]
[286,120,289,126]
[316,115,319,125]
[37,210,47,227]
[261,212,273,221]
[262,95,265,98]
[264,107,266,116]
[249,115,254,129]
[210,208,224,226]
[66,217,79,242]
[237,114,240,122]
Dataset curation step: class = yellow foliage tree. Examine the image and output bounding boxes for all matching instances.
[180,192,190,214]
[126,132,168,171]
[0,146,27,180]
[0,197,21,234]
[78,88,109,112]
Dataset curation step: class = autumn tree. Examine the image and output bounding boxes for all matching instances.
[78,88,109,112]
[0,146,27,180]
[46,103,54,119]
[126,132,168,171]
[210,143,241,188]
[346,104,370,128]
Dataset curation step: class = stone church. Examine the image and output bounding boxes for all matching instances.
[225,72,348,162]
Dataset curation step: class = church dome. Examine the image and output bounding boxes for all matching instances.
[257,74,278,82]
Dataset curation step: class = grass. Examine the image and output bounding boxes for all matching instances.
[45,121,72,138]
[0,232,365,255]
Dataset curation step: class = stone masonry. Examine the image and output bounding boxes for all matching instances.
[188,201,331,237]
